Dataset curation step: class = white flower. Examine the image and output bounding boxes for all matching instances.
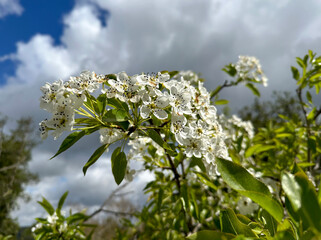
[39,120,49,140]
[173,70,199,83]
[189,120,208,139]
[237,197,259,215]
[108,72,141,102]
[140,93,169,119]
[99,128,124,145]
[67,71,102,93]
[170,112,188,142]
[168,85,192,115]
[46,107,75,140]
[235,56,268,86]
[181,137,204,158]
[125,167,136,182]
[47,212,59,224]
[40,80,65,113]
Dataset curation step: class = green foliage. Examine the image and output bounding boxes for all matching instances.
[216,158,283,222]
[38,51,321,239]
[32,192,95,239]
[0,118,37,236]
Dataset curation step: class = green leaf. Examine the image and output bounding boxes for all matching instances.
[106,97,129,112]
[306,91,312,104]
[260,209,277,236]
[145,129,176,156]
[222,64,237,77]
[310,72,321,81]
[296,57,306,69]
[215,99,229,105]
[189,157,206,172]
[38,197,55,216]
[97,94,107,115]
[307,107,316,121]
[194,171,217,190]
[35,232,45,240]
[67,213,88,224]
[245,83,260,97]
[220,208,257,237]
[216,158,284,222]
[291,66,300,81]
[245,144,275,158]
[51,131,86,159]
[281,172,321,231]
[103,109,128,122]
[157,188,163,212]
[105,73,117,80]
[191,190,200,220]
[273,231,296,240]
[83,144,109,175]
[187,230,235,240]
[57,191,68,215]
[111,148,127,185]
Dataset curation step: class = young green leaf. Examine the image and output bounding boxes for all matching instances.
[111,149,127,185]
[291,66,300,81]
[83,144,109,175]
[246,83,260,97]
[57,191,69,215]
[215,99,229,105]
[245,144,275,158]
[51,131,86,159]
[97,94,107,115]
[51,127,99,159]
[38,197,55,216]
[259,209,277,236]
[281,172,321,231]
[145,129,176,156]
[216,158,284,222]
[103,109,128,122]
[220,208,257,237]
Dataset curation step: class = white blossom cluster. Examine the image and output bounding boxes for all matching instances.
[235,56,268,87]
[39,71,104,140]
[103,71,228,165]
[172,70,200,83]
[40,70,229,176]
[31,212,86,239]
[220,115,254,141]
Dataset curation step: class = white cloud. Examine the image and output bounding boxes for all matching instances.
[4,0,321,226]
[0,0,23,18]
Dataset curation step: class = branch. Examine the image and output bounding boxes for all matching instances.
[313,107,321,121]
[85,182,131,221]
[166,154,181,193]
[210,80,235,99]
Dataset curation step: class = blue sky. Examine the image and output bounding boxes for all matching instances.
[0,0,74,85]
[1,0,321,226]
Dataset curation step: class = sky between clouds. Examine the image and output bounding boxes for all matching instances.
[1,0,321,226]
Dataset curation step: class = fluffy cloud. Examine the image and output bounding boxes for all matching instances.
[4,0,321,226]
[0,0,23,18]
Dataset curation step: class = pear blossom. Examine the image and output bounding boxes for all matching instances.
[140,92,169,119]
[235,56,268,87]
[99,128,125,145]
[40,79,65,112]
[108,71,141,102]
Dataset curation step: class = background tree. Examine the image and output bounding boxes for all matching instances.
[238,91,303,129]
[0,118,37,236]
